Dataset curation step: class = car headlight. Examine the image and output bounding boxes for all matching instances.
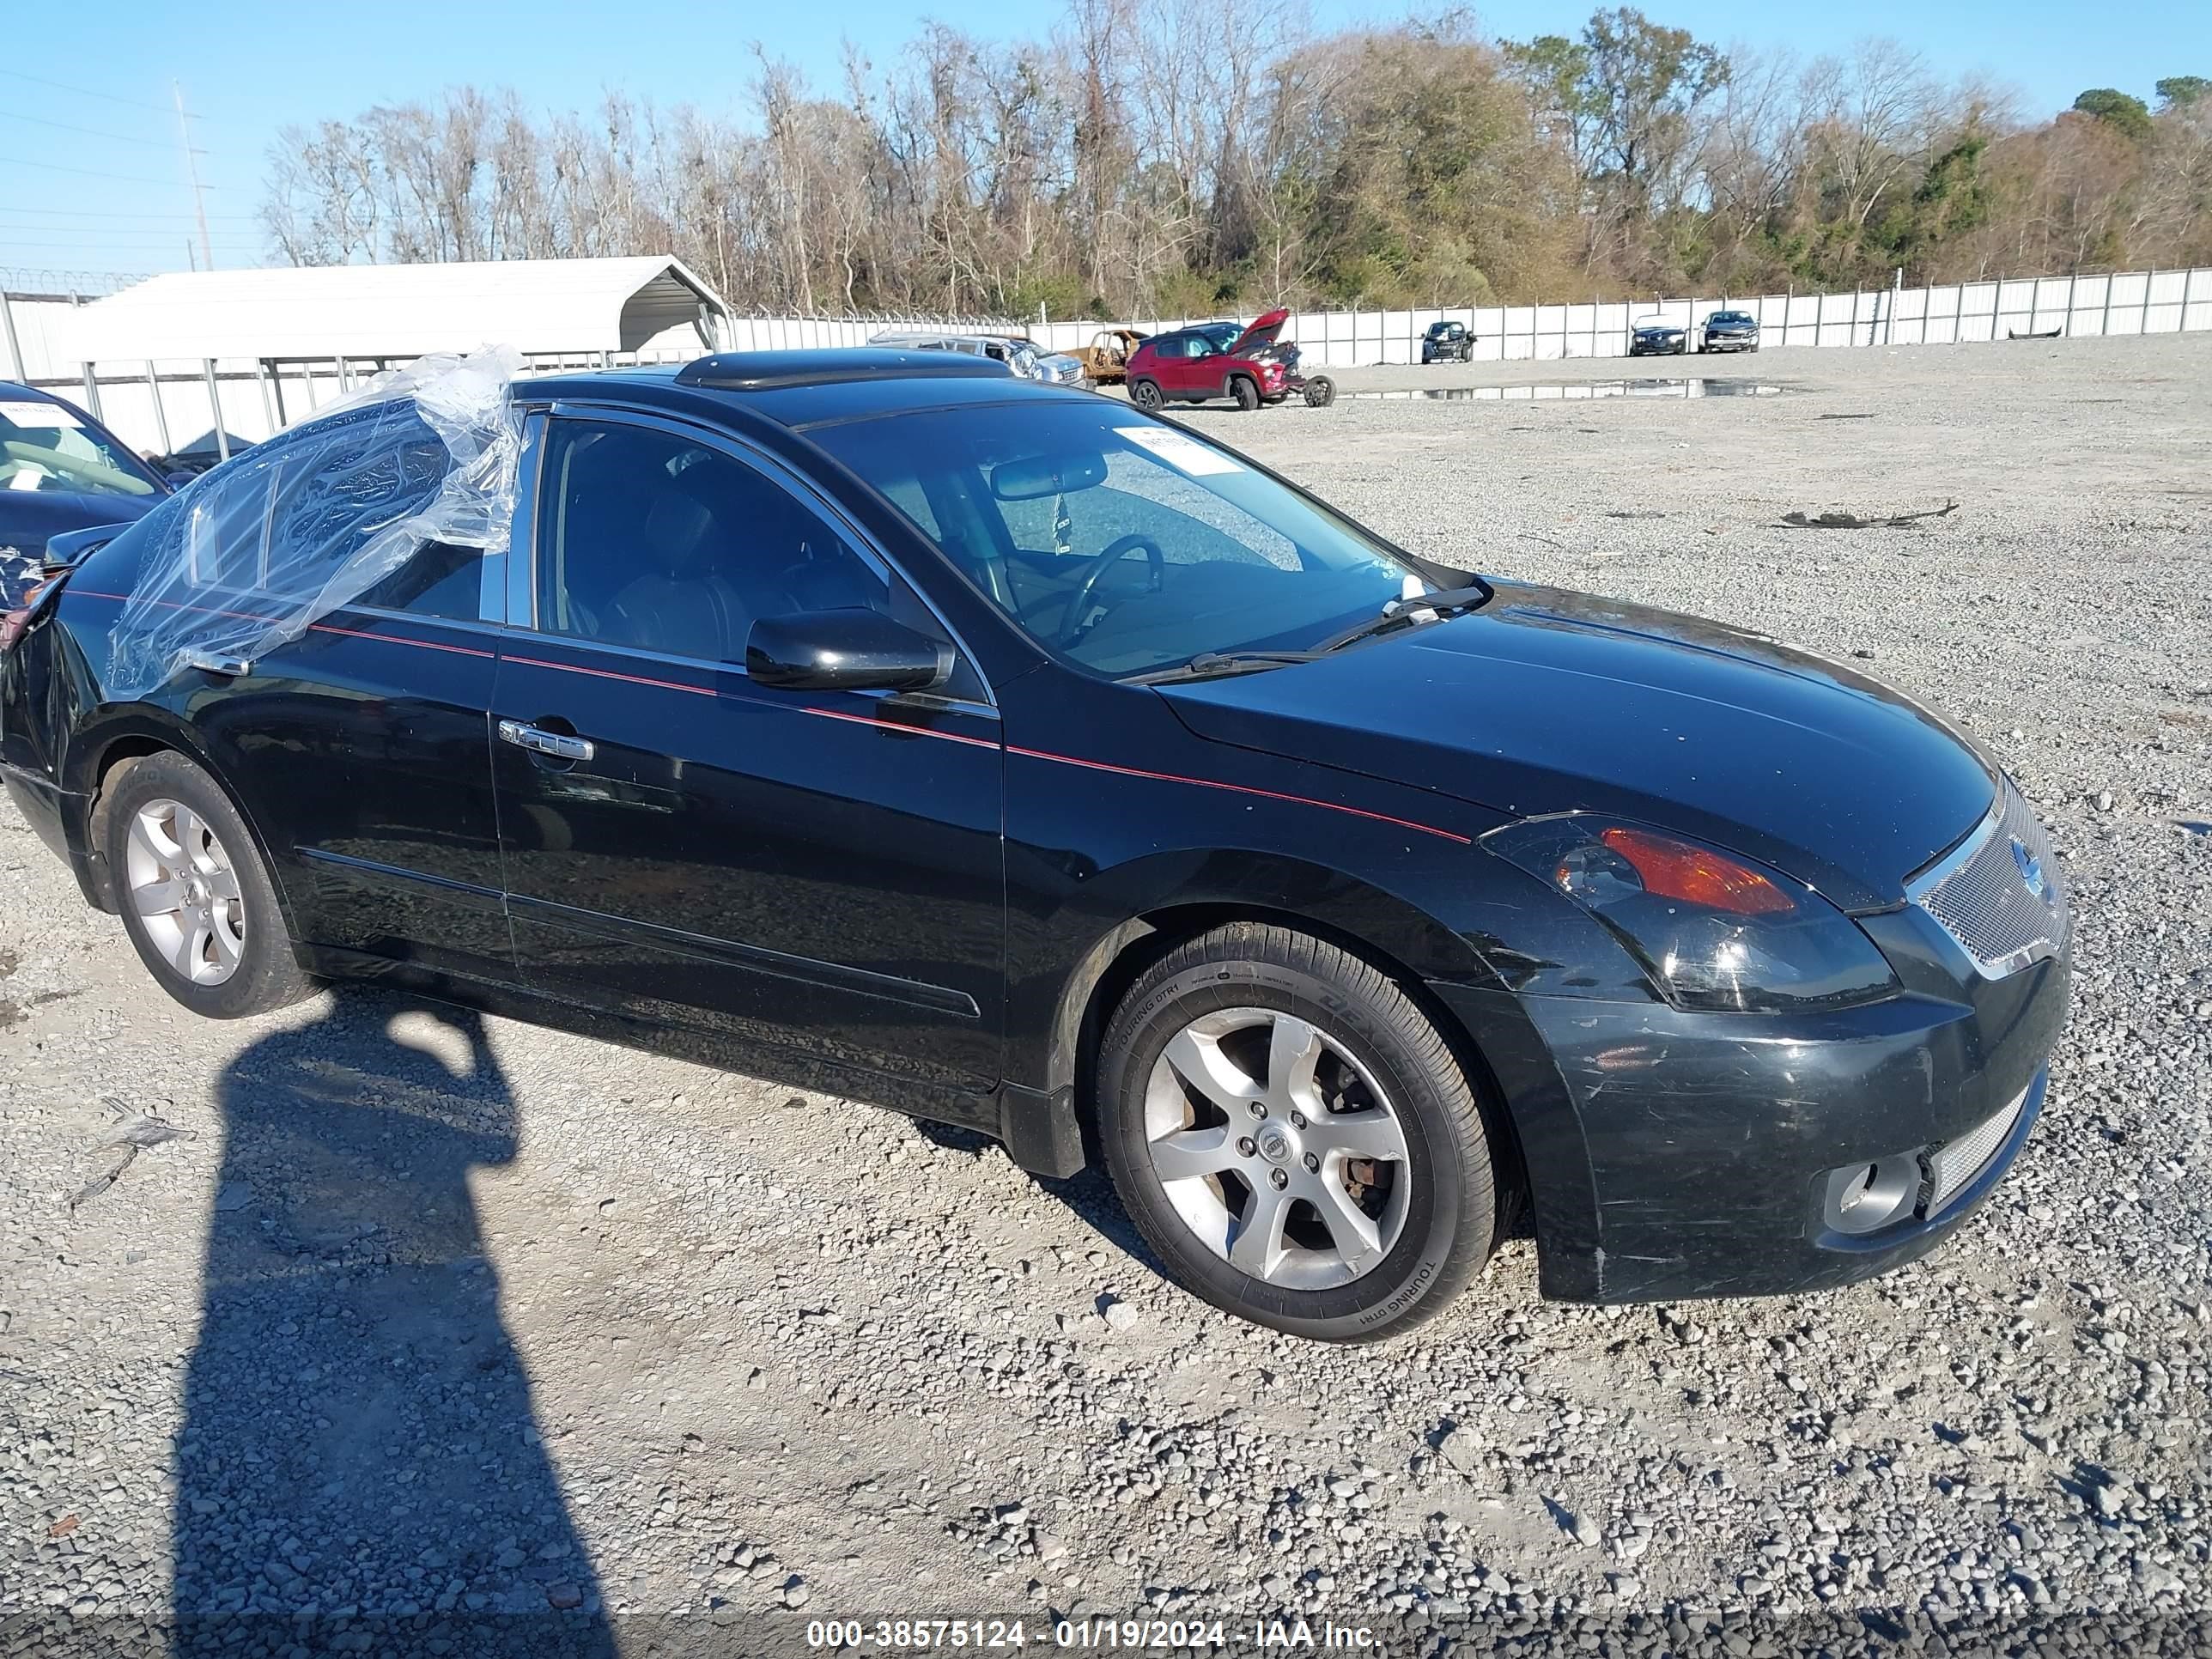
[1485,817,1899,1012]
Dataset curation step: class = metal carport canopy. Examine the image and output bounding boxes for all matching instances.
[59,256,731,362]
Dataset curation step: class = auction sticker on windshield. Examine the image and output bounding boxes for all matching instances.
[1115,426,1244,476]
[0,402,82,428]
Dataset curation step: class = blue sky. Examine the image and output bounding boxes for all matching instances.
[4,0,2203,282]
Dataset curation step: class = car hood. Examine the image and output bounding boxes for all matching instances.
[1158,580,1998,910]
[1231,307,1290,356]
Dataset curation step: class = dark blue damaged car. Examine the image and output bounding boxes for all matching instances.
[0,381,173,606]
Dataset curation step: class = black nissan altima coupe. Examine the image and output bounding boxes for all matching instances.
[0,350,2069,1340]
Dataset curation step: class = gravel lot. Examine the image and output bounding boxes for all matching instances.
[3,334,2209,1657]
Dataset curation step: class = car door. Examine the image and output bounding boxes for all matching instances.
[1149,336,1195,397]
[149,402,515,984]
[488,407,1006,1101]
[1182,337,1229,398]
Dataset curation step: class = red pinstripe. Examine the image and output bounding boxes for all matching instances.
[1005,743,1470,844]
[307,621,493,659]
[70,586,1464,842]
[798,702,1000,748]
[499,653,716,697]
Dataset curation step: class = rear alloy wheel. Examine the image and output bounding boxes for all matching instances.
[104,750,318,1018]
[1231,375,1261,411]
[1098,922,1496,1340]
[1130,379,1164,411]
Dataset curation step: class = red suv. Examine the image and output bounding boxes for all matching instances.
[1125,309,1334,411]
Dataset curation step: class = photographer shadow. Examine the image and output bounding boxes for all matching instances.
[170,994,614,1657]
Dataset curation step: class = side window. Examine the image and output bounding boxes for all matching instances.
[164,400,449,596]
[533,420,890,665]
[356,541,485,620]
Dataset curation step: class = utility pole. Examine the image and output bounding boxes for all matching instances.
[173,82,213,273]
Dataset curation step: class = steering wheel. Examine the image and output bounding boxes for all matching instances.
[1057,533,1165,646]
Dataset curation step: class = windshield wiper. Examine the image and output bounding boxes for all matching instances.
[1127,650,1317,685]
[1311,582,1492,655]
[1126,582,1492,685]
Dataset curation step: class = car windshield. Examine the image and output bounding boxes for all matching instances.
[808,399,1420,677]
[0,397,159,499]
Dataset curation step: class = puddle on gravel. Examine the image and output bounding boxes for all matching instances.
[1346,378,1785,401]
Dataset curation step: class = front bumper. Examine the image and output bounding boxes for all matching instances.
[1703,336,1758,351]
[1629,337,1686,356]
[1434,941,2069,1304]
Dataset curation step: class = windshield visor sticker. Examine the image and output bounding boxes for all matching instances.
[1115,426,1246,477]
[0,401,84,429]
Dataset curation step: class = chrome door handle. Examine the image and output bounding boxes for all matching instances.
[497,719,594,762]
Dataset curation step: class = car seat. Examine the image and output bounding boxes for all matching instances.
[605,470,754,661]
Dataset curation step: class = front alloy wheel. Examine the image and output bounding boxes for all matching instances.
[102,750,319,1019]
[125,799,246,985]
[1143,1007,1411,1287]
[1098,922,1496,1340]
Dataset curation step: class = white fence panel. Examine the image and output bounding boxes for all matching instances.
[2107,271,2149,336]
[11,261,2211,454]
[2148,269,2189,333]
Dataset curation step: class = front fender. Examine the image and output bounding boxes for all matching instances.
[1011,845,1510,1097]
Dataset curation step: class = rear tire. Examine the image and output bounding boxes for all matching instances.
[1097,922,1496,1341]
[103,751,318,1019]
[1231,375,1261,411]
[1130,379,1164,411]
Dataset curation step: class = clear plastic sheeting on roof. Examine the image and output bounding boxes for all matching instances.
[105,347,524,698]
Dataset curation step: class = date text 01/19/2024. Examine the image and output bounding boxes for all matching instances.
[804,1620,1382,1651]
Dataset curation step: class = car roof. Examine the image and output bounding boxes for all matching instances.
[514,350,1086,431]
[1,380,72,407]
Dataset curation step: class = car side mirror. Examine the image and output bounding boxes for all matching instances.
[744,609,952,694]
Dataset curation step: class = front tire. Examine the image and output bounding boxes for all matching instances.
[1230,375,1261,411]
[1097,923,1496,1341]
[104,750,318,1019]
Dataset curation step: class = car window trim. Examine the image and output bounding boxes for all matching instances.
[526,399,998,717]
[305,413,540,633]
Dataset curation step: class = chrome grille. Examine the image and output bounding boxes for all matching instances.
[1928,1083,2031,1215]
[1911,780,2069,978]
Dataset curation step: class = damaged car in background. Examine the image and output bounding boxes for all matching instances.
[1701,310,1762,353]
[1073,326,1149,386]
[0,344,2069,1343]
[1421,320,1475,363]
[1,381,175,608]
[1124,308,1334,410]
